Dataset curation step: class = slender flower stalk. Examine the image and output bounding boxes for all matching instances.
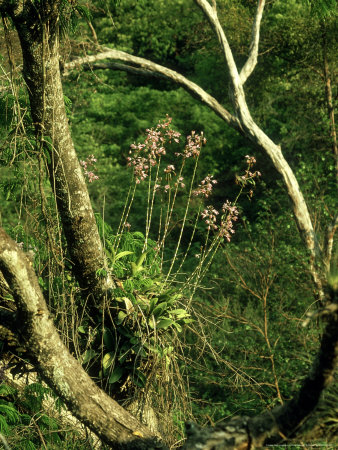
[164,132,207,285]
[119,117,261,311]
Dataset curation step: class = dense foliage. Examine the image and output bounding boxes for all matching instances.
[0,0,336,447]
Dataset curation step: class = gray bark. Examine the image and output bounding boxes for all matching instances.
[1,228,337,448]
[0,227,163,449]
[183,284,338,449]
[0,0,113,304]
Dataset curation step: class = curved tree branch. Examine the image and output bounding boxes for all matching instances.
[63,48,241,131]
[194,0,266,87]
[1,226,337,449]
[0,227,164,450]
[64,41,323,298]
[192,2,322,290]
[77,61,170,80]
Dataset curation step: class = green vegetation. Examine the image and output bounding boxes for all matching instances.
[0,0,337,447]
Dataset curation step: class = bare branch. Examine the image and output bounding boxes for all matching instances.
[78,61,169,80]
[272,292,337,439]
[324,213,338,272]
[192,4,322,296]
[63,48,241,131]
[239,0,266,85]
[0,227,164,450]
[63,45,324,298]
[184,285,338,449]
[194,0,240,87]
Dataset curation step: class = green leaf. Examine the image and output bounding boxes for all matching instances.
[0,404,20,424]
[102,352,114,369]
[96,268,107,278]
[0,384,16,396]
[38,277,46,289]
[114,250,134,261]
[123,278,134,292]
[157,318,174,329]
[152,302,167,317]
[103,328,115,350]
[183,318,194,324]
[132,231,145,239]
[132,370,146,388]
[170,308,189,318]
[172,322,182,332]
[0,415,9,435]
[117,310,127,324]
[131,262,144,276]
[149,297,158,313]
[109,366,124,384]
[136,252,147,267]
[78,326,86,334]
[81,349,97,364]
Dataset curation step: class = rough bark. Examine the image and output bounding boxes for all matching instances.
[0,1,336,447]
[0,0,113,304]
[64,0,324,298]
[0,228,164,450]
[1,229,336,449]
[324,213,338,272]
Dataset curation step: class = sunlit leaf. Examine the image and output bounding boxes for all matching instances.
[102,352,114,369]
[157,318,174,329]
[117,310,127,324]
[173,322,183,332]
[114,250,134,261]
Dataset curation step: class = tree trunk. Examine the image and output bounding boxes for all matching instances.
[321,22,338,186]
[0,227,163,449]
[1,0,113,304]
[1,225,337,449]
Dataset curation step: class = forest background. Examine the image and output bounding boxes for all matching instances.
[0,0,337,448]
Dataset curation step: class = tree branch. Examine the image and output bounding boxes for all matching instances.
[78,61,169,80]
[194,0,240,87]
[239,0,266,85]
[63,43,324,298]
[0,227,165,450]
[183,284,338,448]
[324,213,338,272]
[1,227,337,449]
[63,48,240,131]
[4,6,116,306]
[192,0,323,298]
